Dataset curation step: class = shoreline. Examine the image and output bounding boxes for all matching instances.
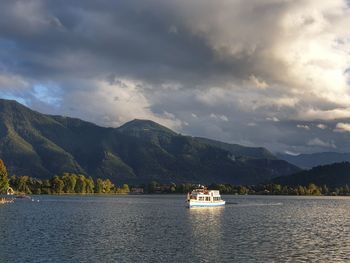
[0,198,14,204]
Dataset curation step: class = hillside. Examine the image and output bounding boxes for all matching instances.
[196,137,276,160]
[0,99,300,184]
[277,152,350,169]
[272,162,350,187]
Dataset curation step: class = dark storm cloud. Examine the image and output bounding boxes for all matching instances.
[0,0,222,84]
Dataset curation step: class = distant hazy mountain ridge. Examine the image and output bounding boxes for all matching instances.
[0,99,299,184]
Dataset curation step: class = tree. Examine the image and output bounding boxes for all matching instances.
[75,175,87,193]
[307,183,321,195]
[297,185,306,195]
[0,159,9,194]
[62,173,77,193]
[41,179,52,194]
[272,184,282,194]
[103,179,113,193]
[18,176,31,194]
[95,178,104,193]
[238,185,249,195]
[86,176,95,193]
[121,184,130,193]
[29,177,42,194]
[51,176,64,194]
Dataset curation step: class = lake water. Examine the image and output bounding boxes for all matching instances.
[1,195,350,262]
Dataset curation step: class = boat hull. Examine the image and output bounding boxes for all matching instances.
[188,200,225,208]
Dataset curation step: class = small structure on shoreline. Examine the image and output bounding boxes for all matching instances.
[130,187,144,194]
[7,187,15,195]
[0,197,14,204]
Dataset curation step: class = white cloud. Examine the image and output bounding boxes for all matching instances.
[210,113,229,122]
[334,122,350,133]
[175,0,350,120]
[266,117,279,122]
[284,150,300,156]
[297,124,310,130]
[299,105,350,120]
[248,75,268,89]
[317,124,327,129]
[62,79,184,130]
[307,138,336,148]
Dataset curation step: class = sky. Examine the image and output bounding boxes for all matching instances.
[0,0,350,154]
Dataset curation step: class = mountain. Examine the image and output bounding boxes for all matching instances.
[277,152,350,169]
[272,162,350,187]
[0,99,300,184]
[196,137,276,160]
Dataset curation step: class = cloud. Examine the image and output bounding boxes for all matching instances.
[284,150,300,156]
[297,124,310,130]
[317,124,327,130]
[247,75,269,89]
[334,122,350,133]
[210,113,229,122]
[58,78,184,130]
[307,138,336,148]
[266,117,280,122]
[0,0,350,153]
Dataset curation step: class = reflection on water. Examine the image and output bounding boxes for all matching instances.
[1,195,350,262]
[188,207,224,262]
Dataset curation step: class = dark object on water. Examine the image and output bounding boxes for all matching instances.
[15,194,31,199]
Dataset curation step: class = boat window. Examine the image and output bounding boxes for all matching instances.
[206,197,210,201]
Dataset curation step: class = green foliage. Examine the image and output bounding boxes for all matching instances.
[62,173,77,193]
[9,173,97,195]
[0,159,9,193]
[115,183,130,194]
[121,184,130,193]
[86,176,95,194]
[51,176,64,194]
[6,170,350,196]
[95,178,114,193]
[75,175,87,194]
[103,179,113,193]
[238,186,249,195]
[95,178,104,193]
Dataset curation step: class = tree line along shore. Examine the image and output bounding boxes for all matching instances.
[1,159,350,196]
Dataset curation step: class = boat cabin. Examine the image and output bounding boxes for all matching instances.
[188,188,222,202]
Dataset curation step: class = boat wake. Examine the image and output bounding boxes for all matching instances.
[225,202,283,207]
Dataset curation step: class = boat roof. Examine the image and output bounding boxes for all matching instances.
[191,189,221,196]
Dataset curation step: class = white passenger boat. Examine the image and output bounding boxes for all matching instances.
[187,187,225,208]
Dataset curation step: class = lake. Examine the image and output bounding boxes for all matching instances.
[1,195,350,262]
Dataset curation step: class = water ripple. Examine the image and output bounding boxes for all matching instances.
[0,195,349,262]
